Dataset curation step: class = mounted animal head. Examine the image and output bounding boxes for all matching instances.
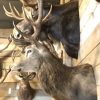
[11,41,60,81]
[3,0,52,44]
[22,0,80,59]
[11,21,33,46]
[12,42,97,100]
[4,0,80,59]
[3,3,33,46]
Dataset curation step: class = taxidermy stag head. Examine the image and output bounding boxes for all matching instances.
[27,0,80,59]
[3,0,80,59]
[3,3,35,46]
[12,41,97,100]
[3,0,49,46]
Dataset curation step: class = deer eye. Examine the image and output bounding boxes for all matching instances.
[27,50,32,53]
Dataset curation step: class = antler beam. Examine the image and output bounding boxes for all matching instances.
[3,3,24,20]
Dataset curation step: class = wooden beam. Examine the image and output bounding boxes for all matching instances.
[0,29,12,38]
[79,0,90,18]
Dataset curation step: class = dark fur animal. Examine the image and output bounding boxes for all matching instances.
[13,42,97,100]
[4,0,80,59]
[40,1,80,58]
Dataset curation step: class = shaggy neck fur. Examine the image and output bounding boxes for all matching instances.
[37,52,73,99]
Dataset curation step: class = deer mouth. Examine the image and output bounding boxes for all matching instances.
[11,67,36,81]
[18,72,36,81]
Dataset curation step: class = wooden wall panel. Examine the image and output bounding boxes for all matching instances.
[80,0,97,32]
[79,0,90,18]
[73,1,100,99]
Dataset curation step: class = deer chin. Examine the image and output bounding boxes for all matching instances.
[15,75,23,81]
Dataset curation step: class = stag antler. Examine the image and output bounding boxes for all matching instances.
[42,5,52,22]
[3,3,24,20]
[23,0,52,39]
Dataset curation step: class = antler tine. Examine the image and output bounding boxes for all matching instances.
[22,7,35,26]
[42,5,52,22]
[24,0,43,25]
[3,5,12,17]
[9,3,24,20]
[36,0,43,24]
[24,0,43,39]
[3,3,23,20]
[22,6,36,26]
[13,6,20,16]
[22,7,28,20]
[9,3,19,15]
[9,2,15,14]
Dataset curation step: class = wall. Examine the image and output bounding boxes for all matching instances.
[72,0,100,99]
[60,0,100,99]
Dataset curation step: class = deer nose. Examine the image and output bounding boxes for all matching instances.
[17,68,21,72]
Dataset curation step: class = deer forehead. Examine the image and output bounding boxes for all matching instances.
[25,45,36,51]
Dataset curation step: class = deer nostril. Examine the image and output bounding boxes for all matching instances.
[17,68,21,72]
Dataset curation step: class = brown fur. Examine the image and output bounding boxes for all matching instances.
[17,79,36,100]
